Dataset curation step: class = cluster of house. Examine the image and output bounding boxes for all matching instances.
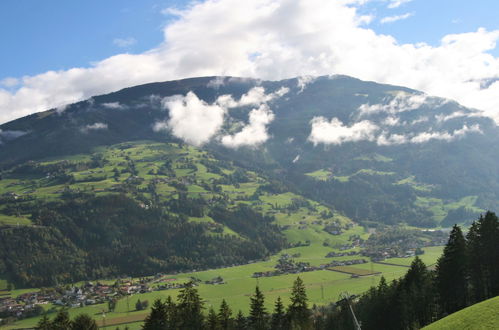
[325,251,360,258]
[251,253,369,278]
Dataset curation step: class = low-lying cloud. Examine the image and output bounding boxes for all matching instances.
[80,122,108,133]
[308,117,379,145]
[221,104,275,148]
[154,92,226,146]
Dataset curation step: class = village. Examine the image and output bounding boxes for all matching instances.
[0,273,228,322]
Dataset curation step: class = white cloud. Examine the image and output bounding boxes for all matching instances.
[376,132,408,145]
[81,122,108,133]
[155,92,226,146]
[101,102,125,109]
[0,77,19,88]
[297,75,316,92]
[221,104,275,148]
[113,37,137,48]
[207,76,226,89]
[435,111,468,122]
[358,93,430,116]
[410,124,482,143]
[382,116,400,126]
[387,0,412,9]
[2,0,499,125]
[308,117,379,145]
[216,86,289,108]
[376,124,482,145]
[380,12,413,24]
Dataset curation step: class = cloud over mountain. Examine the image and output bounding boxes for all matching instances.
[1,0,499,124]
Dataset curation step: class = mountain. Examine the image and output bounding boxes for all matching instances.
[1,75,497,226]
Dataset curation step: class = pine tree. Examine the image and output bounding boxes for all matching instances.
[287,277,311,329]
[479,212,499,297]
[435,224,468,315]
[206,307,219,330]
[248,286,268,330]
[71,313,98,330]
[271,296,286,330]
[467,220,485,302]
[36,313,52,330]
[235,310,247,330]
[164,295,178,330]
[142,299,168,330]
[218,299,233,330]
[51,309,72,330]
[176,282,204,329]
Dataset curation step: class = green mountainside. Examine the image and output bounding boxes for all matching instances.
[1,76,497,228]
[0,141,353,286]
[423,296,499,330]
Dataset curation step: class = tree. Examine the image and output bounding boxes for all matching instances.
[176,282,204,329]
[51,309,72,330]
[435,225,468,315]
[248,286,268,330]
[71,313,98,330]
[235,310,247,330]
[206,307,219,330]
[287,277,311,329]
[164,296,178,330]
[218,299,233,330]
[36,313,52,330]
[142,299,168,330]
[271,297,286,330]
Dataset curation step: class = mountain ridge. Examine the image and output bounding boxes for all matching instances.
[1,75,498,227]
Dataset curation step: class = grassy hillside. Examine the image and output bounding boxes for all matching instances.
[423,296,499,330]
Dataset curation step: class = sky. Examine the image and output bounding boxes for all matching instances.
[1,0,499,124]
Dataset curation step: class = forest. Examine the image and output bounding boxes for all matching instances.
[0,193,286,287]
[35,211,498,329]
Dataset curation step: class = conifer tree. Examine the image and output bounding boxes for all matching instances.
[466,220,485,302]
[271,296,286,330]
[36,313,52,330]
[71,313,98,330]
[435,224,468,315]
[218,299,233,330]
[206,307,219,330]
[235,310,247,329]
[51,309,72,330]
[176,282,204,329]
[287,277,311,329]
[142,299,168,330]
[164,295,178,330]
[248,286,268,330]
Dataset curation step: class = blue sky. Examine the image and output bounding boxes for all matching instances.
[2,0,498,78]
[1,0,499,124]
[0,0,183,77]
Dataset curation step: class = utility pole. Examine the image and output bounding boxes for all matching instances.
[340,292,361,330]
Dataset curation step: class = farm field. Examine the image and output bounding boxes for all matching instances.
[3,244,442,329]
[0,141,446,329]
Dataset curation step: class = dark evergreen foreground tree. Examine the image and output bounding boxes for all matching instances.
[218,299,233,330]
[176,282,205,329]
[142,299,168,330]
[436,224,468,315]
[287,277,311,329]
[71,313,98,330]
[248,286,268,330]
[271,296,286,330]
